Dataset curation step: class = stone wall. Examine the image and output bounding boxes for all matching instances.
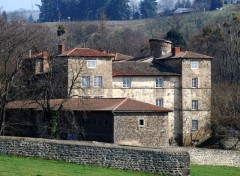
[114,112,169,147]
[174,147,240,167]
[0,136,190,176]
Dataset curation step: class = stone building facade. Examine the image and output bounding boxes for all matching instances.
[16,39,212,147]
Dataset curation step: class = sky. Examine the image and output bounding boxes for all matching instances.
[0,0,41,12]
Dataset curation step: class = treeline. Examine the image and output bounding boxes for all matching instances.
[38,0,224,22]
[38,0,131,22]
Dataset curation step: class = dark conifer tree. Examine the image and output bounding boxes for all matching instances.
[140,0,158,18]
[106,0,130,20]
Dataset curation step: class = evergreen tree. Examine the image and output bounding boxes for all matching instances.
[106,0,130,20]
[210,0,223,10]
[1,11,7,21]
[28,14,34,23]
[193,0,211,10]
[37,0,60,22]
[140,0,158,18]
[164,29,187,48]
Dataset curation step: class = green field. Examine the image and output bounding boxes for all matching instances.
[0,155,239,176]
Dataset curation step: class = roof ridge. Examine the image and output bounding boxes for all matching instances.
[112,98,128,111]
[182,51,188,58]
[67,48,77,56]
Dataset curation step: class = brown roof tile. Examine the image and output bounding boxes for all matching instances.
[112,62,180,76]
[58,48,115,57]
[171,51,213,59]
[7,98,171,113]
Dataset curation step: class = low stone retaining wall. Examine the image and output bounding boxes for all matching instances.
[174,147,240,167]
[0,136,190,176]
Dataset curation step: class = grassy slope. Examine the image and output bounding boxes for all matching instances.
[0,155,157,176]
[1,155,240,176]
[191,164,240,176]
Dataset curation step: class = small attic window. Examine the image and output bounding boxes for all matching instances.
[87,60,96,68]
[162,50,167,56]
[138,118,145,127]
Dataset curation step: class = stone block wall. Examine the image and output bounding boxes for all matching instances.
[174,147,240,167]
[0,136,190,176]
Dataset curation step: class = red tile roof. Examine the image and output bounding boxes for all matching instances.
[171,51,213,59]
[7,98,171,113]
[58,48,115,57]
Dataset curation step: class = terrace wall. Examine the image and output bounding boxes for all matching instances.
[0,136,190,176]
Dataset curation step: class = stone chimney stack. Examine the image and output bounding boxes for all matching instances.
[171,47,181,56]
[58,44,65,54]
[149,39,172,58]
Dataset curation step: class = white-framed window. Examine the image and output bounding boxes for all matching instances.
[156,98,164,107]
[123,77,131,88]
[192,100,198,110]
[87,60,96,68]
[192,120,198,131]
[81,76,90,88]
[138,118,145,127]
[192,78,198,88]
[156,78,163,88]
[191,61,199,69]
[94,76,102,88]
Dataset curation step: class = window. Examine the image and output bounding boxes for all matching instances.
[156,98,164,107]
[191,61,199,69]
[192,100,198,110]
[81,76,90,88]
[192,78,198,88]
[138,118,145,127]
[87,60,96,68]
[94,76,102,88]
[192,120,198,131]
[156,78,163,88]
[79,96,91,99]
[94,96,103,98]
[162,50,167,56]
[123,77,131,88]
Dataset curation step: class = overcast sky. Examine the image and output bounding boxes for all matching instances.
[0,0,41,12]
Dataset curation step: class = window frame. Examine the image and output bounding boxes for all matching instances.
[156,78,163,88]
[87,60,96,68]
[81,76,90,88]
[94,76,103,88]
[138,118,145,128]
[192,120,199,131]
[192,100,198,110]
[156,98,164,107]
[192,78,198,88]
[191,61,199,69]
[122,77,131,88]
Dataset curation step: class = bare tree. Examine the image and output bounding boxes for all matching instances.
[0,18,49,134]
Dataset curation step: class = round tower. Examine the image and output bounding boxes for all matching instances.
[149,39,172,58]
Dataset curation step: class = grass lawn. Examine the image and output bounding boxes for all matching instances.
[191,164,240,176]
[0,154,239,176]
[0,154,157,176]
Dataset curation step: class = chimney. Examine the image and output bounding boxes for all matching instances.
[58,44,65,54]
[172,47,181,56]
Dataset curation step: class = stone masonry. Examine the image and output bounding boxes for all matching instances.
[0,136,190,176]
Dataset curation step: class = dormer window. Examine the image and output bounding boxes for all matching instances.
[87,60,96,68]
